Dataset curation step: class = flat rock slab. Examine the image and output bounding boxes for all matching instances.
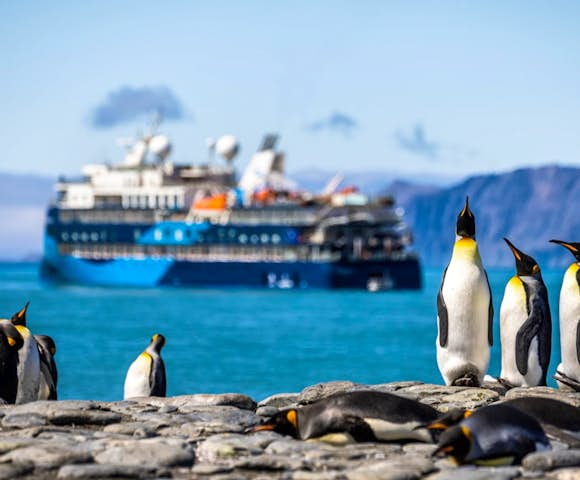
[94,438,195,468]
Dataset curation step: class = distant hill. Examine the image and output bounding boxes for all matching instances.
[0,173,54,261]
[402,165,580,267]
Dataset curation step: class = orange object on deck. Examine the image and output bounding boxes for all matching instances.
[253,188,275,203]
[193,192,227,210]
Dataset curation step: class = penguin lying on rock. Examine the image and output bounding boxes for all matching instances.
[436,197,493,387]
[499,239,551,388]
[248,390,439,444]
[550,240,580,392]
[124,334,167,399]
[433,403,550,466]
[426,397,580,438]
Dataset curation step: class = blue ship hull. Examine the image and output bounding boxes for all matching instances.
[41,238,421,289]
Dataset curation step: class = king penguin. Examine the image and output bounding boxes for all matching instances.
[248,390,439,444]
[0,320,24,404]
[550,240,580,391]
[499,239,551,387]
[436,197,493,387]
[433,403,549,465]
[35,334,58,400]
[9,302,41,404]
[123,334,166,399]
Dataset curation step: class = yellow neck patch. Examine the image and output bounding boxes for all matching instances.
[453,238,480,262]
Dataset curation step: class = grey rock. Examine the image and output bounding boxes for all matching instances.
[505,387,580,407]
[258,393,300,409]
[1,413,48,428]
[49,410,122,426]
[103,421,158,438]
[397,384,468,401]
[256,406,279,417]
[433,388,500,411]
[94,437,195,467]
[57,463,161,479]
[299,381,363,405]
[0,444,93,469]
[0,463,34,480]
[131,393,257,411]
[196,432,278,462]
[371,381,424,392]
[426,466,521,480]
[522,449,580,471]
[549,469,580,480]
[192,463,235,475]
[291,472,344,480]
[346,455,435,480]
[232,454,307,471]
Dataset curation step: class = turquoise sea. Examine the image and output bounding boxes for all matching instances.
[0,263,566,402]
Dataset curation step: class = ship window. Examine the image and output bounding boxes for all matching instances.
[62,232,69,241]
[228,228,236,238]
[148,196,156,208]
[261,234,269,243]
[91,232,99,242]
[167,196,175,208]
[154,229,162,241]
[272,234,281,244]
[239,234,248,244]
[175,229,183,241]
[198,233,204,242]
[71,232,79,241]
[158,196,166,208]
[250,234,259,244]
[81,232,89,242]
[134,229,141,241]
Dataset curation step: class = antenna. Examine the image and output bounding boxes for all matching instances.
[206,137,216,164]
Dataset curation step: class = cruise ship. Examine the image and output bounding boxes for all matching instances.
[41,128,421,289]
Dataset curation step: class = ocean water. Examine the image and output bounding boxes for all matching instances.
[0,263,567,402]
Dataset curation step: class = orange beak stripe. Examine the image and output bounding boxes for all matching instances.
[250,424,275,432]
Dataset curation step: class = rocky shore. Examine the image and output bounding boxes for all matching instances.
[0,381,578,480]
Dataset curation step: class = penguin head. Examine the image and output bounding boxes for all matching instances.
[10,301,30,327]
[504,238,540,277]
[0,320,24,360]
[550,239,580,263]
[433,424,473,464]
[150,334,166,353]
[425,409,472,432]
[246,409,299,438]
[456,197,476,239]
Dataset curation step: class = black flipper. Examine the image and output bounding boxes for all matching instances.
[554,369,580,392]
[515,281,551,382]
[437,267,449,347]
[340,415,377,442]
[150,357,166,397]
[484,270,494,346]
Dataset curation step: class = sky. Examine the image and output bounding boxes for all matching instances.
[2,1,580,183]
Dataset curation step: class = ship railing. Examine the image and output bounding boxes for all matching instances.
[60,243,341,263]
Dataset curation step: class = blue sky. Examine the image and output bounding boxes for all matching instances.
[2,1,580,182]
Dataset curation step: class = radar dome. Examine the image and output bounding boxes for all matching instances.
[149,135,172,160]
[216,135,239,162]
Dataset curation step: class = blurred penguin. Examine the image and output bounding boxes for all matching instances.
[0,320,24,404]
[124,334,166,399]
[436,197,493,387]
[499,239,551,387]
[35,334,58,400]
[9,302,41,404]
[550,240,580,391]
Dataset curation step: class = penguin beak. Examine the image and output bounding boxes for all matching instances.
[456,196,475,238]
[7,337,16,347]
[504,238,523,261]
[550,239,580,262]
[245,423,275,433]
[11,301,30,326]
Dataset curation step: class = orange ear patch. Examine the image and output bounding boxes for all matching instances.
[286,410,298,428]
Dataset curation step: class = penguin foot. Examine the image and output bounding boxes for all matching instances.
[497,377,516,390]
[451,373,480,387]
[554,371,580,392]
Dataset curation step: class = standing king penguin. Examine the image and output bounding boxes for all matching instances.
[499,239,551,387]
[0,320,24,404]
[35,334,58,400]
[550,240,580,391]
[436,197,493,387]
[124,334,166,399]
[9,302,41,404]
